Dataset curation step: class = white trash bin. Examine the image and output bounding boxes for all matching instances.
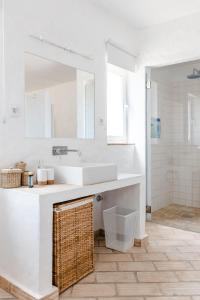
[103,206,138,252]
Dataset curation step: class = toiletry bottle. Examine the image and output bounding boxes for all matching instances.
[46,168,54,185]
[28,172,34,188]
[37,169,47,185]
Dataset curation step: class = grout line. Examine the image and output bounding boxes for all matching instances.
[114,283,118,297]
[131,253,135,261]
[135,271,139,283]
[189,260,198,270]
[152,261,160,271]
[116,262,119,271]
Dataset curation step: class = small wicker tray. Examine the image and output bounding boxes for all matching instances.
[15,162,26,172]
[0,168,22,188]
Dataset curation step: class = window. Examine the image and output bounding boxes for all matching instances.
[107,63,128,144]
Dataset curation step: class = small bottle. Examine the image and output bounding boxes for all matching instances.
[46,168,54,185]
[28,172,34,188]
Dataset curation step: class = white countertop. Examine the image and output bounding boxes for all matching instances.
[8,173,143,197]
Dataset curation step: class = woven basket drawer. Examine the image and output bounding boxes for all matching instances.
[53,196,94,293]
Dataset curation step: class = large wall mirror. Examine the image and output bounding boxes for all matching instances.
[25,53,95,139]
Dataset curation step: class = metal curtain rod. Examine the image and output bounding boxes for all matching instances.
[106,39,137,58]
[29,35,93,61]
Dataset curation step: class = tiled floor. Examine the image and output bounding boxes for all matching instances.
[2,222,200,299]
[152,204,200,233]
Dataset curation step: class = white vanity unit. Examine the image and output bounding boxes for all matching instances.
[0,173,146,300]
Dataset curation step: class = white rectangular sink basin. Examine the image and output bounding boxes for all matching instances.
[54,163,117,185]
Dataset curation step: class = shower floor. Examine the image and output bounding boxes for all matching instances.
[152,204,200,233]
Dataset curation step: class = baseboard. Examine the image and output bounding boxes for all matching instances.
[0,275,59,300]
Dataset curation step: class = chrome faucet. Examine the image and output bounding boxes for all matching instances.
[52,146,80,156]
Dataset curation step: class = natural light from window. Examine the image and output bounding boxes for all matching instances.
[107,71,124,137]
[107,63,128,144]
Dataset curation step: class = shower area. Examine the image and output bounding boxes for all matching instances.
[148,60,200,232]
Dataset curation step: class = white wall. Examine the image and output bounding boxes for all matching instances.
[0,0,140,175]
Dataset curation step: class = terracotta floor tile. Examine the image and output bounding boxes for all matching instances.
[160,282,200,295]
[127,247,147,253]
[98,253,133,262]
[152,204,200,233]
[146,246,178,253]
[118,262,156,271]
[186,240,200,245]
[94,253,98,262]
[61,298,95,300]
[99,298,144,300]
[167,253,200,261]
[59,287,72,298]
[190,261,200,270]
[177,246,200,253]
[79,272,96,283]
[112,248,146,254]
[146,297,191,300]
[71,284,116,297]
[96,271,136,283]
[94,247,113,253]
[148,240,187,246]
[137,271,178,282]
[154,261,193,271]
[133,253,168,261]
[117,283,162,296]
[176,270,200,281]
[95,262,118,271]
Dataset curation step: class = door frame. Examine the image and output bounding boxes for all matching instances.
[145,56,200,219]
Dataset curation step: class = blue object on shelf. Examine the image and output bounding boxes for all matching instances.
[151,117,161,139]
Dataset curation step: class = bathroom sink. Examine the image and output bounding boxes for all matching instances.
[54,163,117,185]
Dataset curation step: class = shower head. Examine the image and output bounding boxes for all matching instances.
[187,68,200,79]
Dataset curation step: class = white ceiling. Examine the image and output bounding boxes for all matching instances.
[91,0,200,29]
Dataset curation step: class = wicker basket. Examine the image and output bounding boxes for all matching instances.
[22,171,30,186]
[15,161,26,172]
[0,168,22,188]
[53,196,94,293]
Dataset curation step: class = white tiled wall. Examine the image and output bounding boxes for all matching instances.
[151,79,200,211]
[151,81,174,211]
[172,80,200,208]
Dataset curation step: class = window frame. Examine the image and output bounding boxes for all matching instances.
[107,63,129,144]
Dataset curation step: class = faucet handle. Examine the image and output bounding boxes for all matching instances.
[52,146,80,156]
[52,146,68,156]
